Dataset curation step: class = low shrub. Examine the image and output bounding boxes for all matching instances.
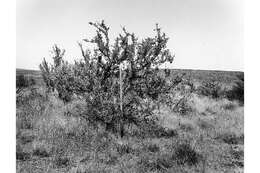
[173,142,201,166]
[116,143,134,155]
[32,148,50,158]
[216,132,244,145]
[197,80,222,99]
[19,134,35,144]
[174,97,193,115]
[146,124,178,138]
[226,74,244,104]
[54,156,71,168]
[16,74,36,91]
[154,154,174,170]
[16,144,31,161]
[197,119,214,130]
[222,102,237,110]
[32,141,52,158]
[138,153,173,172]
[179,123,194,132]
[146,143,160,153]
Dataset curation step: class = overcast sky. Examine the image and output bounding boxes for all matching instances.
[17,0,243,71]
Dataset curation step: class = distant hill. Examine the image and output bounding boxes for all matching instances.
[16,68,41,76]
[16,68,243,86]
[16,68,43,85]
[169,69,243,84]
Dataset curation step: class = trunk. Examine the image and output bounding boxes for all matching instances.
[119,120,124,138]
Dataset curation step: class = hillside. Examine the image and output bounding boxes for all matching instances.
[16,68,243,85]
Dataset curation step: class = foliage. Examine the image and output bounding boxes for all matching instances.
[16,87,48,129]
[16,74,36,94]
[40,20,176,136]
[226,73,244,104]
[174,142,201,166]
[197,79,222,99]
[162,77,194,115]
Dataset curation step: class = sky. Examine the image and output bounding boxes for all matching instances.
[17,0,243,71]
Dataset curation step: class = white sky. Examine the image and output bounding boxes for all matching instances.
[16,0,243,71]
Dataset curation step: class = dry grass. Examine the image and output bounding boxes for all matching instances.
[16,83,244,173]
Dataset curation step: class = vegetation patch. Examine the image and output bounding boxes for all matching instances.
[173,142,201,166]
[116,143,135,155]
[137,153,174,172]
[146,143,160,153]
[197,119,214,130]
[222,102,237,110]
[19,134,35,144]
[179,123,194,132]
[16,144,31,161]
[16,19,244,173]
[32,148,50,158]
[216,132,244,145]
[54,156,71,168]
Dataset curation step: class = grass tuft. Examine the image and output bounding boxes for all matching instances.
[173,142,201,166]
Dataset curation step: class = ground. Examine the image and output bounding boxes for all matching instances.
[16,69,244,173]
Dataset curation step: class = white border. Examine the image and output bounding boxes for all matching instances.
[244,0,260,172]
[0,0,16,172]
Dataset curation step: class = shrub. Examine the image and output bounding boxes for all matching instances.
[16,87,48,129]
[54,156,71,168]
[216,132,244,145]
[32,141,52,158]
[197,79,222,99]
[32,148,50,158]
[179,123,194,132]
[197,119,214,130]
[19,134,35,144]
[222,102,237,110]
[16,74,36,94]
[138,153,173,172]
[16,144,31,161]
[173,142,201,166]
[226,73,244,104]
[40,20,176,137]
[146,143,160,153]
[167,79,195,115]
[173,96,193,115]
[141,122,178,138]
[116,143,134,155]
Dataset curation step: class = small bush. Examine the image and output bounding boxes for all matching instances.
[222,102,236,110]
[146,143,160,153]
[116,143,134,155]
[54,156,71,168]
[16,112,33,129]
[33,148,50,158]
[16,144,31,161]
[16,74,35,88]
[230,147,243,160]
[197,119,214,130]
[174,97,193,115]
[197,80,222,99]
[32,141,52,158]
[216,132,244,145]
[173,142,201,166]
[138,153,173,172]
[153,154,174,171]
[226,74,244,104]
[20,135,35,144]
[179,123,194,132]
[149,125,178,138]
[16,151,31,161]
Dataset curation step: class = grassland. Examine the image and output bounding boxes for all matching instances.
[16,68,244,173]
